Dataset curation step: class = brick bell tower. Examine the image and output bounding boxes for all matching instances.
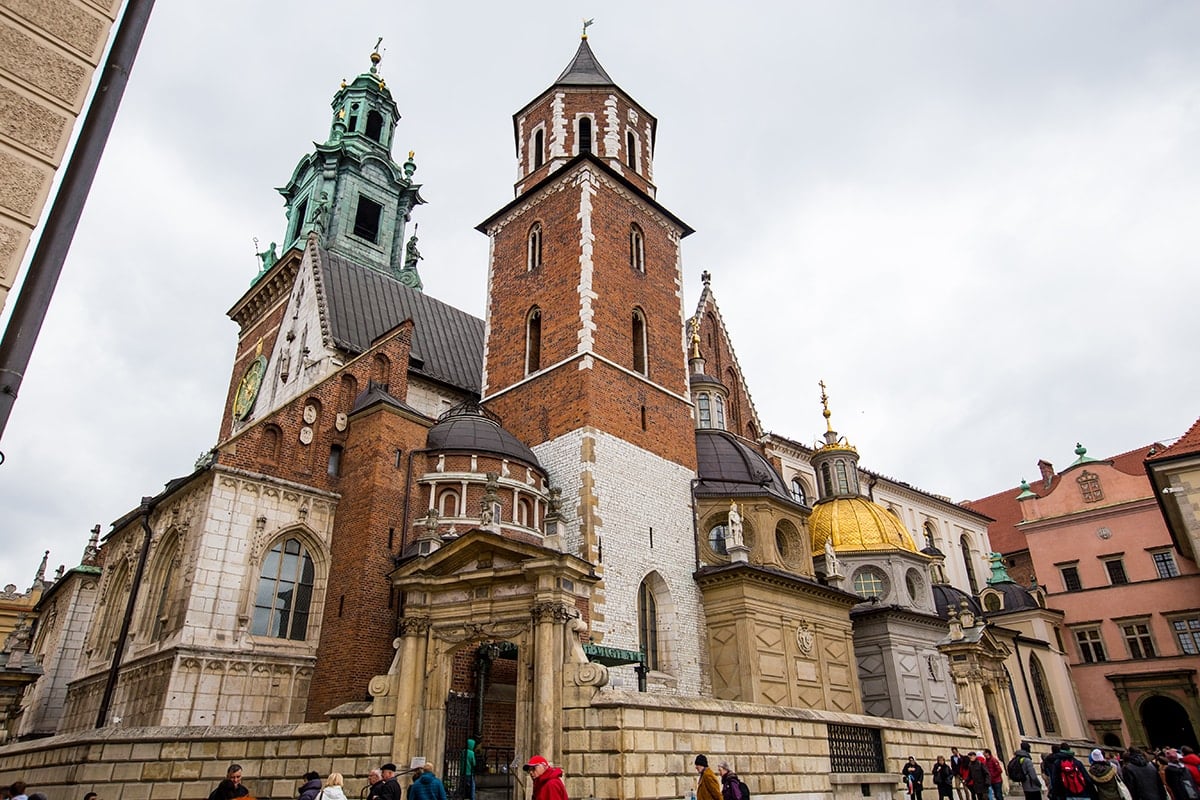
[478,32,707,689]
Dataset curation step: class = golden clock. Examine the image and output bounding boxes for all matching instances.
[233,355,268,420]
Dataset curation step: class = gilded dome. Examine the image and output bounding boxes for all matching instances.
[810,496,918,554]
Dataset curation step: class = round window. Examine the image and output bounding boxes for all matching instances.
[852,567,888,600]
[708,523,728,555]
[905,568,925,604]
[775,530,788,560]
[984,593,1002,612]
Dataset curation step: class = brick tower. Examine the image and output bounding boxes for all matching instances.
[479,34,707,689]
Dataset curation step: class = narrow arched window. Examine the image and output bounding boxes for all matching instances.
[697,393,711,428]
[638,579,659,670]
[1029,654,1059,733]
[526,307,542,374]
[791,478,807,505]
[533,129,545,170]
[578,117,593,154]
[821,463,833,497]
[834,460,850,494]
[365,110,384,142]
[438,489,459,517]
[626,131,638,170]
[924,522,936,550]
[715,395,725,430]
[148,535,181,642]
[517,498,532,527]
[327,444,343,477]
[527,222,543,271]
[631,308,647,375]
[630,223,645,272]
[251,537,315,640]
[290,197,309,245]
[961,535,979,595]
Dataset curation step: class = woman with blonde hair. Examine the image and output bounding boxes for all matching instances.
[321,773,348,800]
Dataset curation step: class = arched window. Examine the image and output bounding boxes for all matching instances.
[517,497,533,527]
[821,463,834,497]
[290,196,309,245]
[327,444,343,477]
[626,130,638,170]
[438,489,460,517]
[834,460,850,494]
[697,393,711,428]
[372,354,391,389]
[347,102,359,133]
[527,222,542,271]
[252,537,316,641]
[708,523,728,555]
[1029,654,1059,733]
[961,535,979,595]
[147,534,182,642]
[714,395,725,430]
[532,128,545,171]
[629,223,645,272]
[631,309,647,375]
[526,307,542,374]
[364,110,384,143]
[923,522,937,550]
[262,425,282,466]
[94,560,131,659]
[638,578,659,670]
[578,116,593,154]
[790,478,807,505]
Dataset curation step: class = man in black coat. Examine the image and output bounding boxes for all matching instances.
[377,764,402,800]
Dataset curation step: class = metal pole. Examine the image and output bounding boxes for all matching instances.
[0,0,157,446]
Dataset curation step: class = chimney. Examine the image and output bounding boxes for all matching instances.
[1037,459,1055,488]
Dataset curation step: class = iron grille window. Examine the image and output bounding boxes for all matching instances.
[1172,617,1200,655]
[1104,559,1128,585]
[1060,565,1082,592]
[828,724,884,773]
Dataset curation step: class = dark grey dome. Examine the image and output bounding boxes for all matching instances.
[921,545,945,558]
[695,429,798,505]
[984,581,1042,613]
[932,583,983,620]
[427,411,541,468]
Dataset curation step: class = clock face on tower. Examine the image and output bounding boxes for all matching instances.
[233,355,268,420]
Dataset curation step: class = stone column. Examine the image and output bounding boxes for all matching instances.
[391,616,431,762]
[530,601,572,759]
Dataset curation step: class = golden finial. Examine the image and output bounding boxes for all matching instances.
[819,380,833,432]
[689,316,702,359]
[581,18,594,39]
[340,79,347,89]
[371,37,383,64]
[408,150,415,159]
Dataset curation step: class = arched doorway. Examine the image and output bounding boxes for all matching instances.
[444,641,519,800]
[1140,694,1199,750]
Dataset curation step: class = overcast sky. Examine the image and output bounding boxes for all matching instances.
[2,1,1198,586]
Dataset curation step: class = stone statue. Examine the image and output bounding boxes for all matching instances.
[311,192,329,234]
[824,538,842,577]
[256,241,278,273]
[404,229,423,269]
[727,501,744,549]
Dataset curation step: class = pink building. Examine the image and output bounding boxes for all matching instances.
[970,442,1200,750]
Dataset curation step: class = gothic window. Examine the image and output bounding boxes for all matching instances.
[353,195,383,243]
[532,127,545,171]
[526,307,542,374]
[790,478,808,505]
[714,395,725,430]
[578,116,593,154]
[252,537,315,641]
[148,533,181,642]
[527,222,543,271]
[638,578,659,671]
[1077,471,1103,503]
[365,110,384,143]
[626,130,638,170]
[438,489,459,517]
[697,393,711,428]
[95,560,131,659]
[632,308,648,375]
[961,535,979,594]
[1029,654,1059,733]
[630,223,645,272]
[923,522,937,550]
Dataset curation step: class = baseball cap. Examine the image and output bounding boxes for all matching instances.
[523,755,549,772]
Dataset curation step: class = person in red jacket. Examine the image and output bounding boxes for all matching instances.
[984,750,1005,800]
[523,755,568,800]
[1181,747,1200,786]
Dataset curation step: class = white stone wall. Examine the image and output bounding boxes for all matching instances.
[534,428,709,696]
[404,375,468,421]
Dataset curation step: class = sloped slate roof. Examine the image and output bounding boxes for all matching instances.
[427,412,541,467]
[555,38,615,86]
[319,248,484,394]
[695,429,799,506]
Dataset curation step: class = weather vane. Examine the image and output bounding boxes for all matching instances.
[582,18,594,38]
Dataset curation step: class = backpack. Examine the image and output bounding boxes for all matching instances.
[1059,758,1086,796]
[737,779,750,800]
[1007,756,1026,783]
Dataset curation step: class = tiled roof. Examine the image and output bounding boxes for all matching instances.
[319,248,484,395]
[965,442,1161,555]
[1147,416,1200,462]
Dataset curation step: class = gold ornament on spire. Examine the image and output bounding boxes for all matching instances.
[819,379,833,432]
[689,316,702,359]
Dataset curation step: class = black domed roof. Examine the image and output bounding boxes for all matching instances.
[932,583,983,620]
[983,581,1042,613]
[921,545,945,558]
[695,429,798,505]
[427,409,541,468]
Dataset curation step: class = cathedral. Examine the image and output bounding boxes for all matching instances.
[2,36,1090,800]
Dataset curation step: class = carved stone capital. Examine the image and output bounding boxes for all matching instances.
[531,601,576,624]
[398,616,432,636]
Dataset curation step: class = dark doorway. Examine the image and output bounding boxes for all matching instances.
[444,642,517,800]
[1141,695,1199,749]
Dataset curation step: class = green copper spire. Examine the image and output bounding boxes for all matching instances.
[986,552,1013,585]
[1016,479,1036,500]
[276,43,425,279]
[1070,442,1099,467]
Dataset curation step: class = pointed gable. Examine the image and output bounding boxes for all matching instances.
[689,279,765,440]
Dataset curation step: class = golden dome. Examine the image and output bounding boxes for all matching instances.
[810,496,918,554]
